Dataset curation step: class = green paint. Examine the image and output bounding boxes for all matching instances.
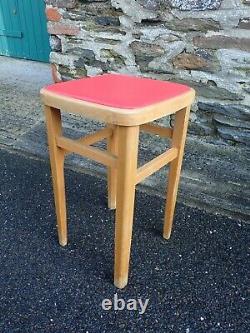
[0,0,50,62]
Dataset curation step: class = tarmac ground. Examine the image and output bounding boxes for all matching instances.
[0,148,249,332]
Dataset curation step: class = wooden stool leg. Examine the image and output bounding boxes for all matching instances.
[114,126,139,289]
[107,125,118,209]
[44,106,67,246]
[163,106,190,239]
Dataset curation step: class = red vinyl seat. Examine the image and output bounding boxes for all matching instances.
[44,73,191,110]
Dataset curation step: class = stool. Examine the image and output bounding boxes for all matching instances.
[40,74,195,288]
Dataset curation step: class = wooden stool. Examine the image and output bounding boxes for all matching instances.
[40,74,195,288]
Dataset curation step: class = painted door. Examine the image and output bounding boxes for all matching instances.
[0,0,50,62]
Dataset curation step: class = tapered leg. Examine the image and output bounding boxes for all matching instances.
[114,126,139,288]
[107,125,118,209]
[163,106,190,239]
[44,106,67,246]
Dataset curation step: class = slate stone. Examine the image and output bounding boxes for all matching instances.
[198,102,250,120]
[237,18,250,29]
[168,0,222,10]
[47,22,80,36]
[74,49,108,71]
[46,0,76,8]
[193,35,250,52]
[177,81,243,101]
[76,49,96,63]
[164,18,220,32]
[140,0,223,10]
[138,0,161,10]
[172,51,220,72]
[100,49,126,66]
[49,36,62,52]
[217,126,250,145]
[243,83,250,94]
[95,16,120,27]
[213,114,250,130]
[189,121,215,136]
[130,41,165,71]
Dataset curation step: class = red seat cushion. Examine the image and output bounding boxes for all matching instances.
[45,74,191,110]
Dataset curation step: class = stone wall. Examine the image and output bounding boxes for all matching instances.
[45,0,250,147]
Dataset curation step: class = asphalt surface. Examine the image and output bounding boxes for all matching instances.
[0,148,249,332]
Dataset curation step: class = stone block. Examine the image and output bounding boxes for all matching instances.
[47,22,80,36]
[243,83,250,93]
[198,102,250,120]
[217,126,250,145]
[130,41,165,71]
[189,121,214,136]
[95,16,120,27]
[173,53,207,70]
[74,49,96,65]
[138,0,161,10]
[46,7,62,22]
[100,49,126,66]
[131,41,165,57]
[74,50,108,72]
[173,51,220,72]
[63,2,122,21]
[215,49,250,78]
[165,18,220,32]
[193,35,250,52]
[49,35,62,52]
[111,0,158,23]
[238,18,250,29]
[213,114,250,129]
[178,81,243,101]
[46,0,76,9]
[168,0,222,10]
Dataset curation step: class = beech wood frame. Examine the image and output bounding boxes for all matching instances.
[43,88,194,289]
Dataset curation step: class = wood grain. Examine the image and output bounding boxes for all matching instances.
[44,106,67,246]
[163,107,191,239]
[114,126,139,289]
[107,125,118,209]
[56,136,117,167]
[136,148,178,184]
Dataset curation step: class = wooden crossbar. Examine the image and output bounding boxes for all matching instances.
[136,147,178,184]
[56,136,117,167]
[76,127,113,145]
[141,123,173,138]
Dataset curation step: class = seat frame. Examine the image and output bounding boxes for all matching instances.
[41,88,194,126]
[43,86,194,289]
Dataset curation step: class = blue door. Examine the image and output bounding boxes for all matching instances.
[0,0,50,62]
